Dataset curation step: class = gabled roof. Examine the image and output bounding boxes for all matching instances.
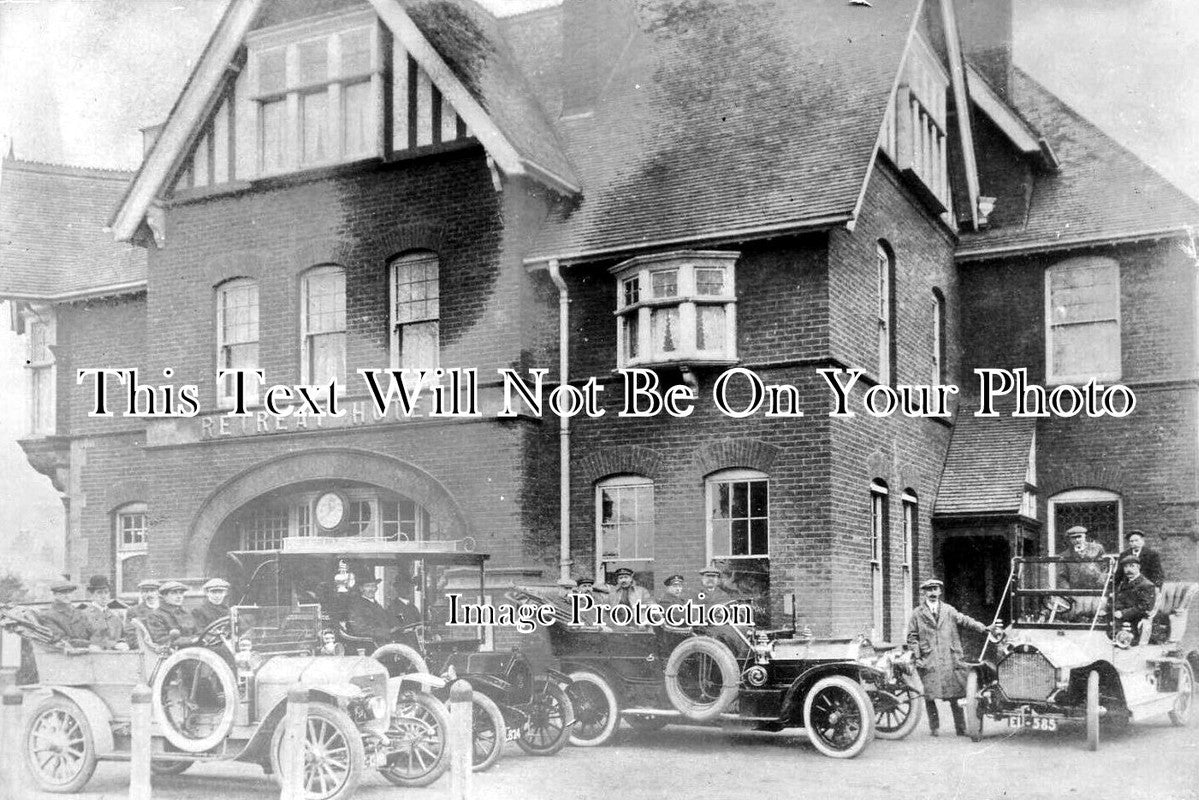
[935,411,1035,518]
[111,0,576,242]
[523,0,924,265]
[0,157,146,301]
[958,67,1199,260]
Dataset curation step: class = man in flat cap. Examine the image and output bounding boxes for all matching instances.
[1059,526,1108,590]
[695,564,739,607]
[80,575,127,650]
[149,581,198,644]
[906,577,992,737]
[610,567,653,608]
[39,580,93,648]
[192,578,232,630]
[125,579,165,647]
[1113,555,1157,636]
[1117,530,1164,588]
[659,574,686,604]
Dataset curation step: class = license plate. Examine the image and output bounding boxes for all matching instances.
[506,728,522,742]
[1006,712,1057,731]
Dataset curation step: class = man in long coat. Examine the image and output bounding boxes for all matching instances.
[1116,530,1164,588]
[345,577,395,646]
[1059,526,1108,589]
[906,577,990,736]
[39,581,93,648]
[79,575,127,649]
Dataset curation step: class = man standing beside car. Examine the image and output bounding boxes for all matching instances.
[906,577,991,737]
[1116,530,1164,588]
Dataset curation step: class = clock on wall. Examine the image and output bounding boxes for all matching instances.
[315,491,347,531]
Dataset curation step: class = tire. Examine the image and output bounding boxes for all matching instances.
[871,684,923,740]
[469,693,506,772]
[802,675,875,759]
[23,695,99,793]
[369,643,429,678]
[1086,670,1100,751]
[566,670,619,747]
[964,670,983,743]
[150,760,194,775]
[625,713,669,732]
[516,682,574,756]
[379,691,451,787]
[269,701,364,800]
[1169,660,1193,726]
[151,646,239,754]
[663,636,739,722]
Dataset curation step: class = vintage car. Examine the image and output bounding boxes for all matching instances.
[229,536,574,773]
[514,587,920,759]
[2,601,436,799]
[963,556,1198,750]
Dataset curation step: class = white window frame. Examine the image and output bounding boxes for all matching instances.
[389,251,441,374]
[246,9,384,177]
[216,278,260,408]
[1045,257,1122,385]
[612,250,739,368]
[901,490,917,617]
[870,480,889,640]
[23,306,56,436]
[705,468,769,561]
[115,503,148,596]
[1046,488,1123,557]
[300,265,347,389]
[877,243,894,386]
[595,475,655,576]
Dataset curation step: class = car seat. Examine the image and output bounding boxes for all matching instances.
[1147,582,1198,645]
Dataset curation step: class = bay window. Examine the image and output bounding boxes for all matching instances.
[23,308,55,436]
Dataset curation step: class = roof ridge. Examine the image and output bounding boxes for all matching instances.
[2,155,137,182]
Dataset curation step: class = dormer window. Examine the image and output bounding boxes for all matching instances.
[612,251,738,369]
[247,10,382,176]
[880,33,951,213]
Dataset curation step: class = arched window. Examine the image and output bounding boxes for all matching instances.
[114,503,148,596]
[901,489,918,616]
[389,251,440,373]
[876,242,895,386]
[870,479,889,639]
[1045,256,1121,384]
[1048,489,1122,555]
[300,265,346,388]
[931,288,946,386]
[596,476,655,577]
[706,469,769,560]
[216,278,259,407]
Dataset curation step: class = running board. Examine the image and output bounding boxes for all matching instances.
[621,708,777,722]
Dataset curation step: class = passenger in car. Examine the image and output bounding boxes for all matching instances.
[150,580,198,643]
[79,575,128,650]
[1113,555,1157,636]
[1059,526,1108,589]
[39,581,94,648]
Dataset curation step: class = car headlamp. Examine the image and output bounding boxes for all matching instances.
[368,695,389,720]
[744,665,769,687]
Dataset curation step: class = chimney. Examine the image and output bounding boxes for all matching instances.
[561,0,639,117]
[953,0,1012,97]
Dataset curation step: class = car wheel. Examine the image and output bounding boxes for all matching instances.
[150,759,194,775]
[269,701,364,800]
[566,670,619,747]
[802,675,875,759]
[469,693,506,772]
[663,636,739,722]
[24,695,98,793]
[1086,670,1100,751]
[1169,661,1194,727]
[871,684,923,740]
[625,713,669,733]
[379,691,451,787]
[369,643,428,678]
[516,681,574,756]
[964,670,983,743]
[151,646,239,754]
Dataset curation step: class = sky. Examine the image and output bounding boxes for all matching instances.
[0,0,1196,579]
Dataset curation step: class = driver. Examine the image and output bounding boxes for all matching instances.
[345,576,395,644]
[191,578,231,629]
[150,580,199,644]
[1059,526,1108,589]
[1113,555,1157,635]
[610,567,653,607]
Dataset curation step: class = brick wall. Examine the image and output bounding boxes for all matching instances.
[57,295,149,437]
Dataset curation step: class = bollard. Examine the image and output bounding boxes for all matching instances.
[1,686,25,798]
[130,684,152,800]
[448,679,473,800]
[280,687,309,800]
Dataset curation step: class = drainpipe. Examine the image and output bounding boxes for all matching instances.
[548,259,573,585]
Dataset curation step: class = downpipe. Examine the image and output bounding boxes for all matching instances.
[548,259,572,585]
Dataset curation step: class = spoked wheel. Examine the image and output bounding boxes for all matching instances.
[964,671,984,742]
[469,693,506,772]
[269,701,364,800]
[1169,662,1194,727]
[151,647,238,754]
[379,691,451,787]
[1086,670,1100,751]
[802,675,875,759]
[663,636,739,722]
[871,684,923,740]
[24,696,98,793]
[566,670,619,746]
[625,714,669,732]
[516,681,574,756]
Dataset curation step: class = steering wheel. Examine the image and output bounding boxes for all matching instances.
[1042,595,1074,614]
[389,621,426,642]
[197,615,233,648]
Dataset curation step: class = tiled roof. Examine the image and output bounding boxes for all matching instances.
[403,0,578,191]
[523,0,921,264]
[959,68,1199,258]
[934,410,1035,518]
[0,157,146,300]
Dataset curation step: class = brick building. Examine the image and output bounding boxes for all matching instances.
[1,0,1196,643]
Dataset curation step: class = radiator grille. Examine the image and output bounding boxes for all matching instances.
[997,651,1055,701]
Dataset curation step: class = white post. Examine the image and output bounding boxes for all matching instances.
[129,684,151,800]
[1,686,25,798]
[448,679,473,800]
[280,686,309,800]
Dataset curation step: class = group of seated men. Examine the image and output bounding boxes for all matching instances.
[1057,526,1167,635]
[37,575,232,650]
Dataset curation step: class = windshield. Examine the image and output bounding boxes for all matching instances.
[1005,556,1117,629]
